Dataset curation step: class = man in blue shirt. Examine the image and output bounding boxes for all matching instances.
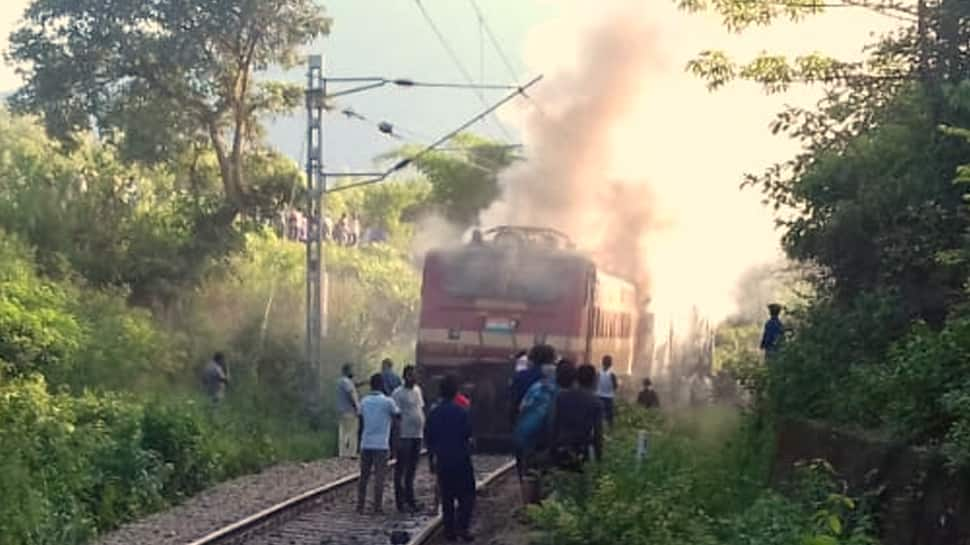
[760,303,784,360]
[381,358,403,395]
[357,373,400,514]
[426,375,476,542]
[508,346,547,426]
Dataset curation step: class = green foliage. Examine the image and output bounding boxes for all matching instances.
[0,110,256,306]
[7,0,331,205]
[178,231,420,393]
[681,0,970,473]
[0,233,83,380]
[325,178,432,250]
[0,228,182,390]
[387,134,520,227]
[676,1,966,96]
[529,406,876,545]
[0,375,320,545]
[765,292,907,424]
[760,294,970,468]
[777,89,970,322]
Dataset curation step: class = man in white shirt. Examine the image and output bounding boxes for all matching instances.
[513,350,529,372]
[336,363,360,458]
[391,365,425,513]
[596,355,618,427]
[357,373,401,514]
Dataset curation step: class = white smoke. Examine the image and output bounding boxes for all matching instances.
[478,1,894,379]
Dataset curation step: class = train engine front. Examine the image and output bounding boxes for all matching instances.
[415,227,593,451]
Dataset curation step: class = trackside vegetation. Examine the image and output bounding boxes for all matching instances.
[530,406,878,545]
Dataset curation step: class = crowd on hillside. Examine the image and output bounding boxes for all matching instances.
[278,207,388,246]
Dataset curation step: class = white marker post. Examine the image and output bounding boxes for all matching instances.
[636,430,649,465]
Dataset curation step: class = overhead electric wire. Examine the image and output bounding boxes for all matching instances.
[412,0,516,142]
[332,101,527,175]
[325,74,542,194]
[465,0,569,149]
[467,0,522,83]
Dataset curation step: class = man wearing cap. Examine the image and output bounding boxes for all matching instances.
[760,303,785,360]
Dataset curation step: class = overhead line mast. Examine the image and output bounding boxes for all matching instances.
[301,53,542,415]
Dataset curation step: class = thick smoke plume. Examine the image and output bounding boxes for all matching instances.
[479,10,662,290]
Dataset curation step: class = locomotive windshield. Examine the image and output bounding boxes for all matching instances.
[438,249,582,303]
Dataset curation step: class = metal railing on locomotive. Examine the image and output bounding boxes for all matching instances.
[480,225,577,251]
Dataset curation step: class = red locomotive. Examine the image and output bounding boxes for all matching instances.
[416,226,651,449]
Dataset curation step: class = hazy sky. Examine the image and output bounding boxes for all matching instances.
[0,0,896,170]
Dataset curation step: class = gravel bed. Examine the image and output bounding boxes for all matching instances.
[94,457,360,545]
[426,465,529,545]
[243,455,513,545]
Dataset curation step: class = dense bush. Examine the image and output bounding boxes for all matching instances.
[0,374,326,545]
[759,292,970,469]
[0,229,181,390]
[529,406,877,545]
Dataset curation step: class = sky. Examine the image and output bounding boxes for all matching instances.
[0,0,900,321]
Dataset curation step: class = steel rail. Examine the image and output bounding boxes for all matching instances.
[184,453,514,545]
[185,454,419,545]
[407,459,518,545]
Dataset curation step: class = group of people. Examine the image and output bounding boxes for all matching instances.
[333,351,662,540]
[282,208,388,246]
[336,359,476,542]
[508,347,660,500]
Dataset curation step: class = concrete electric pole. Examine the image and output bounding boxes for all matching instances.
[299,53,541,417]
[304,54,326,417]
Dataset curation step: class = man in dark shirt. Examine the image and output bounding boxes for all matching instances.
[426,375,476,542]
[552,363,603,467]
[508,347,544,424]
[636,377,660,409]
[760,303,784,359]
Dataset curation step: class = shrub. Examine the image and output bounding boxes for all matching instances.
[763,290,970,468]
[529,406,877,545]
[0,375,331,545]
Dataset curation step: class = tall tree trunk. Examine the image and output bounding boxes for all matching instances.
[208,122,242,206]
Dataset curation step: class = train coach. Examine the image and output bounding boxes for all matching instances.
[415,226,650,450]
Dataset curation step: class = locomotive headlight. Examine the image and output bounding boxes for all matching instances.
[448,328,461,340]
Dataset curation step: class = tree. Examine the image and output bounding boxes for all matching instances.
[6,0,330,209]
[678,0,970,322]
[386,134,520,227]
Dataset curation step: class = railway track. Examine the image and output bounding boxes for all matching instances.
[186,454,515,545]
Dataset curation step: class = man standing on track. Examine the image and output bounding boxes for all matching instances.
[597,355,618,428]
[336,363,360,458]
[426,375,477,542]
[381,358,403,459]
[391,365,424,513]
[357,374,400,514]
